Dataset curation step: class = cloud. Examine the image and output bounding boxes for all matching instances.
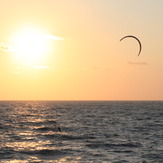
[32,65,49,69]
[0,43,11,52]
[128,61,148,65]
[46,34,64,40]
[0,34,64,53]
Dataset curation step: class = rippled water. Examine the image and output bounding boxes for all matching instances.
[0,101,163,162]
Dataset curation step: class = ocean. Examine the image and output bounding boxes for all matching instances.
[0,101,162,163]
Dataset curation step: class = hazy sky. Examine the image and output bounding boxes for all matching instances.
[0,0,163,100]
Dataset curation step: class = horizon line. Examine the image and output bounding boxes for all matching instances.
[0,100,162,102]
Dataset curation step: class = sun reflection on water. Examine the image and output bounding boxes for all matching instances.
[1,102,84,162]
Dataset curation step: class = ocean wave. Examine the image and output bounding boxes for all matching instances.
[0,101,163,162]
[43,133,96,140]
[19,149,68,156]
[86,142,142,149]
[34,126,61,132]
[142,153,163,160]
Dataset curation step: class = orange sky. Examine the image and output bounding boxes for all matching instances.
[0,0,163,100]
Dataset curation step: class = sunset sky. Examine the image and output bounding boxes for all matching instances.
[0,0,163,100]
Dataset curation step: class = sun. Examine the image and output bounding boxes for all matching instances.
[11,27,50,66]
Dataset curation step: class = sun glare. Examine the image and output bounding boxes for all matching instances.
[11,27,50,66]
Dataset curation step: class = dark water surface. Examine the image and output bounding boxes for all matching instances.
[0,101,162,162]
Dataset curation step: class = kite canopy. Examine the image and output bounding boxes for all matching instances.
[120,35,142,56]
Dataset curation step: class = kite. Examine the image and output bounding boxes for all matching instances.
[120,35,142,56]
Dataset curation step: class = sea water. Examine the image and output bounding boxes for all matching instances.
[0,101,162,162]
